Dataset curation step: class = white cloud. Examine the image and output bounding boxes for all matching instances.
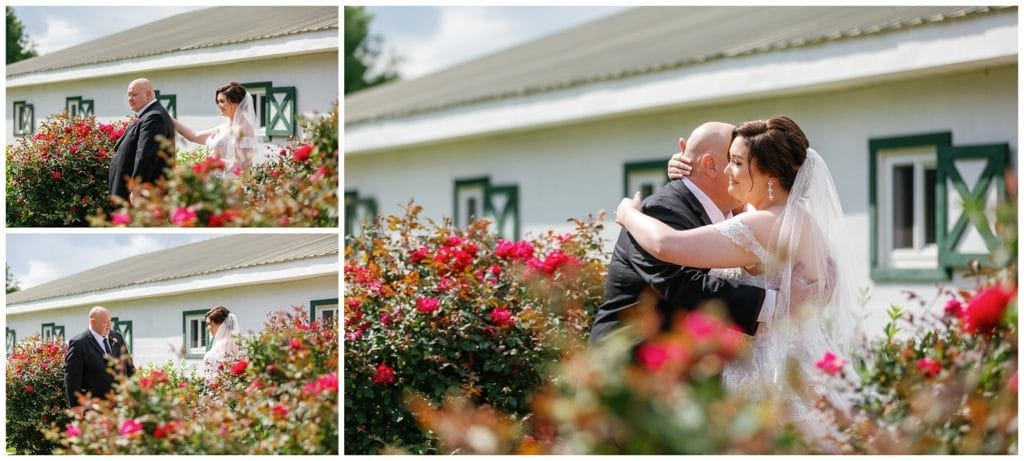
[34,17,85,55]
[394,7,521,79]
[19,261,60,290]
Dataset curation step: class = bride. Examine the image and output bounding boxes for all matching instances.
[200,306,242,381]
[172,82,258,179]
[615,116,865,450]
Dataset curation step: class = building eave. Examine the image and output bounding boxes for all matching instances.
[344,10,1016,155]
[5,257,338,316]
[6,30,337,89]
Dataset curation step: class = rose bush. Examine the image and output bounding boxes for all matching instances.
[343,203,608,454]
[6,334,71,454]
[43,307,338,454]
[90,105,339,227]
[6,112,127,226]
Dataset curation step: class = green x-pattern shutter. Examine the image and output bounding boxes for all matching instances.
[344,190,379,238]
[936,143,1009,268]
[6,328,15,355]
[454,177,521,240]
[65,96,95,117]
[13,101,34,136]
[111,317,134,354]
[154,91,177,118]
[267,86,297,137]
[41,323,65,342]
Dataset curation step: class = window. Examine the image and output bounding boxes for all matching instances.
[111,317,134,354]
[41,323,65,342]
[182,310,211,359]
[154,91,177,118]
[623,160,669,200]
[454,177,520,240]
[13,101,34,136]
[869,132,1009,281]
[6,328,15,355]
[241,81,297,139]
[65,96,95,118]
[310,298,339,324]
[344,190,378,238]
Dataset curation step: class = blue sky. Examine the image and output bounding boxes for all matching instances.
[6,234,218,290]
[365,6,631,79]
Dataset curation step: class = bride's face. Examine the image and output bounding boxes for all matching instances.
[208,319,220,335]
[724,136,769,205]
[216,93,237,119]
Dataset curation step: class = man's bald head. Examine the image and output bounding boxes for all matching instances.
[127,78,155,112]
[89,306,112,336]
[682,121,735,167]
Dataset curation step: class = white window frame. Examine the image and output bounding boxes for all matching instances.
[183,312,209,358]
[877,149,938,270]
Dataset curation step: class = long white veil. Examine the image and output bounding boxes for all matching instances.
[202,313,241,380]
[734,148,866,450]
[226,93,258,173]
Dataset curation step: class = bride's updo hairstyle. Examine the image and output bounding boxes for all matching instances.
[205,306,231,326]
[733,116,809,192]
[215,82,247,104]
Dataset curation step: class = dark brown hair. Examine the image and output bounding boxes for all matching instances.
[733,116,809,191]
[215,82,247,104]
[205,306,231,325]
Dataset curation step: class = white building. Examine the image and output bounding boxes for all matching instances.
[6,6,339,162]
[345,6,1018,332]
[5,234,339,369]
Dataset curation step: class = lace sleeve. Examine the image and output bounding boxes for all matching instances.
[712,219,771,264]
[237,136,257,149]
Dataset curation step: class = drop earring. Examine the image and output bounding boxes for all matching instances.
[768,179,775,201]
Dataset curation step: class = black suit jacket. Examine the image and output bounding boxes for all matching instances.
[108,101,175,200]
[63,329,135,407]
[589,180,765,345]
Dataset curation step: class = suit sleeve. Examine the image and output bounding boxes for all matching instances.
[630,197,765,335]
[131,113,169,182]
[64,338,84,407]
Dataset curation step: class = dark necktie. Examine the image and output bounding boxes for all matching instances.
[103,337,112,355]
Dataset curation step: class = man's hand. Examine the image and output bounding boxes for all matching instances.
[668,138,693,180]
[615,192,643,226]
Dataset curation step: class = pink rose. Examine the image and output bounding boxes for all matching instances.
[66,424,83,437]
[490,306,515,328]
[230,359,249,376]
[915,358,942,377]
[112,212,131,226]
[962,286,1015,334]
[815,351,846,376]
[416,296,440,314]
[289,338,303,350]
[171,207,197,227]
[119,418,143,437]
[293,144,314,162]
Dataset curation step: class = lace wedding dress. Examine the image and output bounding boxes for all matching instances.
[707,149,866,452]
[200,313,242,381]
[204,96,258,179]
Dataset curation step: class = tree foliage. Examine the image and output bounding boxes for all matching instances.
[344,6,398,95]
[7,7,37,64]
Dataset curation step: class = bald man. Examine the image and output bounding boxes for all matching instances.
[108,78,175,204]
[589,122,772,344]
[64,306,135,411]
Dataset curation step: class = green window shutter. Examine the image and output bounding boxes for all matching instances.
[65,97,95,118]
[486,184,520,241]
[310,298,339,323]
[13,101,34,136]
[344,190,379,238]
[182,309,212,359]
[936,143,1009,269]
[6,328,15,355]
[623,160,669,198]
[41,323,65,342]
[111,317,134,354]
[155,92,177,118]
[454,177,521,240]
[266,86,297,137]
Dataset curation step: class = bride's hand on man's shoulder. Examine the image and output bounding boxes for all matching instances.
[615,192,643,225]
[667,151,692,180]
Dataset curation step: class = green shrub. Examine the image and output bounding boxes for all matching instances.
[6,335,71,454]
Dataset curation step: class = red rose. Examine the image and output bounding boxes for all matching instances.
[915,358,942,377]
[416,296,440,314]
[635,341,688,372]
[962,286,1015,334]
[944,298,964,317]
[490,306,515,328]
[230,359,249,376]
[25,384,34,393]
[288,338,303,350]
[293,144,314,162]
[410,246,430,264]
[51,171,62,181]
[373,363,395,385]
[271,404,289,420]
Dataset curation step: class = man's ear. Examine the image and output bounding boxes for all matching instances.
[699,153,718,178]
